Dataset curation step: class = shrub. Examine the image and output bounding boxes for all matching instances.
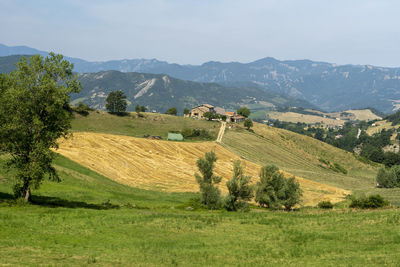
[318,201,333,209]
[244,118,253,130]
[224,160,253,211]
[255,165,302,210]
[165,107,177,116]
[74,101,92,116]
[376,165,400,188]
[194,151,222,209]
[349,195,389,209]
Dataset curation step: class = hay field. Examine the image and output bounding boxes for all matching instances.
[56,132,349,206]
[268,112,345,125]
[345,109,381,121]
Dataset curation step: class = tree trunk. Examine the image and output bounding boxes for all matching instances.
[24,186,31,202]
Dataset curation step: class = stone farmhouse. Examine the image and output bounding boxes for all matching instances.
[186,104,246,123]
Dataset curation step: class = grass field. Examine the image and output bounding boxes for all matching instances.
[1,155,400,266]
[72,111,220,140]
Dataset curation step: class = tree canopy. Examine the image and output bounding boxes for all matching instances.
[106,90,127,114]
[237,107,251,117]
[0,53,81,201]
[165,107,178,116]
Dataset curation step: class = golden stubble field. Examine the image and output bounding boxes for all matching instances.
[56,132,350,206]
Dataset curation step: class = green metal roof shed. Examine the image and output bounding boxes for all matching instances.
[168,133,184,141]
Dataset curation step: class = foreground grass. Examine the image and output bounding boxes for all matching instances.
[1,154,400,266]
[71,111,219,140]
[1,206,400,266]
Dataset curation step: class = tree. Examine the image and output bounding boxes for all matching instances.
[314,128,324,141]
[106,90,127,114]
[183,108,190,115]
[204,111,216,121]
[140,105,147,112]
[281,177,302,211]
[0,53,81,201]
[237,107,250,117]
[255,165,302,210]
[135,104,141,114]
[244,118,253,130]
[224,160,254,211]
[74,101,92,116]
[376,165,400,188]
[165,107,177,116]
[195,151,222,209]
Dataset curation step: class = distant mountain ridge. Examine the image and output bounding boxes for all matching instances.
[1,43,400,113]
[74,70,314,113]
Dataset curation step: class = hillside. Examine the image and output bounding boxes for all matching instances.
[222,122,400,205]
[74,70,313,113]
[69,112,400,203]
[56,131,348,206]
[71,111,220,140]
[266,108,381,125]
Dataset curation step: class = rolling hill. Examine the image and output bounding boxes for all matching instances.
[67,111,400,204]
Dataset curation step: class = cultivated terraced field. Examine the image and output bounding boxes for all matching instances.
[57,132,349,206]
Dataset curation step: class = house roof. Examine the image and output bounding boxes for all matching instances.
[214,107,226,115]
[202,104,214,108]
[191,106,210,113]
[225,112,235,116]
[232,115,245,119]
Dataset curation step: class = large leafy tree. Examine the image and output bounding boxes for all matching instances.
[195,151,222,209]
[0,53,81,201]
[106,90,127,114]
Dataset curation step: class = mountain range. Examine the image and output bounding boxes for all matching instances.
[75,71,312,113]
[1,43,400,113]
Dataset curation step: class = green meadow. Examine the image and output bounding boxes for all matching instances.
[1,154,400,266]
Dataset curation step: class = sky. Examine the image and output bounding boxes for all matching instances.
[1,0,400,66]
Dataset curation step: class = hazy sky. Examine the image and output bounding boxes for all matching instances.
[1,0,400,66]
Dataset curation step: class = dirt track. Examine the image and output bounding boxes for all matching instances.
[57,132,350,206]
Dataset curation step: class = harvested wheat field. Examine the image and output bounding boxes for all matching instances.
[57,132,350,206]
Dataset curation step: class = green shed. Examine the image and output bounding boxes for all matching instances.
[167,133,184,141]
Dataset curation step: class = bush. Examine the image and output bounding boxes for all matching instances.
[74,102,93,116]
[349,195,389,209]
[181,128,214,140]
[318,201,333,209]
[224,160,253,211]
[255,165,302,211]
[194,151,222,209]
[244,118,253,130]
[165,107,177,116]
[376,165,400,188]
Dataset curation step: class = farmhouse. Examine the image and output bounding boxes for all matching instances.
[187,104,215,119]
[225,112,245,123]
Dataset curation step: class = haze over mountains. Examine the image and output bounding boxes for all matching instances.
[1,43,400,113]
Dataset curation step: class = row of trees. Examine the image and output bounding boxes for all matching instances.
[195,151,302,211]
